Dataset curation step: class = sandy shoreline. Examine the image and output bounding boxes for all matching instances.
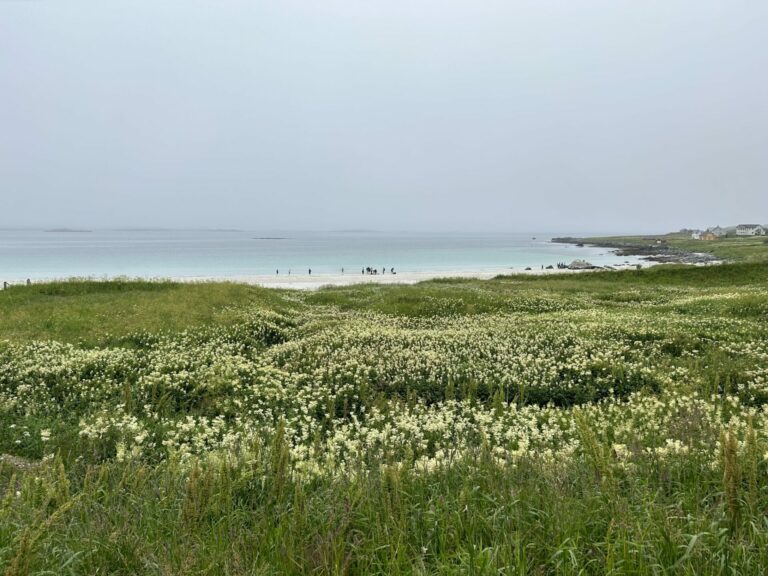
[176,263,647,290]
[5,263,664,291]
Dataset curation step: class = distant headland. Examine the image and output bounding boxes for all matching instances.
[553,223,768,265]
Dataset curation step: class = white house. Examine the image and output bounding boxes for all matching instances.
[691,230,702,240]
[735,224,766,236]
[708,226,727,237]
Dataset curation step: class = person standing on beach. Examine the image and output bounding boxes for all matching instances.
[308,268,312,275]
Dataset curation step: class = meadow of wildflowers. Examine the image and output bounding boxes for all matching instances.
[1,265,768,574]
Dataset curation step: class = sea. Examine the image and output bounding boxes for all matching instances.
[0,229,642,283]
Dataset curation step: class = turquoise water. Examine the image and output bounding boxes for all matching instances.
[0,230,639,282]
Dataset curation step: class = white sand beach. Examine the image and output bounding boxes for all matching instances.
[182,263,647,290]
[4,263,652,290]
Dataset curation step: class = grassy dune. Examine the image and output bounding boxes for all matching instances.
[2,264,768,574]
[0,280,288,346]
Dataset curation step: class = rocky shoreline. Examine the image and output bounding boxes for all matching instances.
[551,237,720,265]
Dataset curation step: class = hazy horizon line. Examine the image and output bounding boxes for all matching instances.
[0,225,686,236]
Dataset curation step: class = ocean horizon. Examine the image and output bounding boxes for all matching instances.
[0,229,642,283]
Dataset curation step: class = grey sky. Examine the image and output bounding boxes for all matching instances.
[1,1,766,233]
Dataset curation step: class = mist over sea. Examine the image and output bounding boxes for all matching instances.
[0,229,641,282]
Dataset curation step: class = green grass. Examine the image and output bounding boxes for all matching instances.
[4,449,767,575]
[666,237,768,262]
[306,262,768,317]
[2,264,768,574]
[0,279,293,346]
[3,265,766,340]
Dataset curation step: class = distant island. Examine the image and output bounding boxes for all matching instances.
[44,228,92,233]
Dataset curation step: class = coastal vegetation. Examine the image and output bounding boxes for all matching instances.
[0,280,277,346]
[554,234,768,264]
[2,263,768,574]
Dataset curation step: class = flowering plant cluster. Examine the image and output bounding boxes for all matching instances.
[1,286,767,479]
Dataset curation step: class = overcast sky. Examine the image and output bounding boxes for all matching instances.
[1,1,766,233]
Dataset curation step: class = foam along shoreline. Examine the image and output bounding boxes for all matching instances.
[176,263,649,290]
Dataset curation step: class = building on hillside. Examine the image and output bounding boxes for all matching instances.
[735,224,766,236]
[700,231,718,241]
[691,230,702,240]
[708,226,727,237]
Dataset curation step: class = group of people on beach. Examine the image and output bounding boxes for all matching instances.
[273,267,395,276]
[275,269,312,275]
[363,266,395,275]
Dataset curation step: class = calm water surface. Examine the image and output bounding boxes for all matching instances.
[0,230,640,282]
